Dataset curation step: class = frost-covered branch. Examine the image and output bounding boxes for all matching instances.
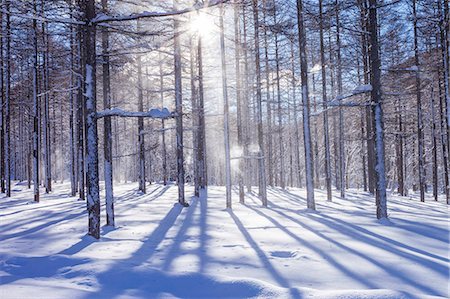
[92,0,229,24]
[327,84,372,107]
[96,108,175,119]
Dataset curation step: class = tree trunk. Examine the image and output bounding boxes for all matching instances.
[0,4,4,194]
[159,53,168,186]
[359,0,376,195]
[219,4,232,208]
[102,0,114,226]
[272,3,285,190]
[33,0,40,202]
[83,0,101,239]
[76,19,85,201]
[413,0,425,202]
[242,4,252,193]
[234,0,245,203]
[319,0,332,201]
[41,13,52,193]
[262,3,273,187]
[137,21,146,194]
[189,29,199,196]
[69,2,77,196]
[438,0,450,204]
[368,0,387,219]
[430,83,438,201]
[196,23,207,193]
[296,0,315,209]
[252,0,268,206]
[335,0,345,199]
[4,0,11,197]
[396,98,405,196]
[173,0,187,206]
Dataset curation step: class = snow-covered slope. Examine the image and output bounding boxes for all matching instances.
[0,182,448,299]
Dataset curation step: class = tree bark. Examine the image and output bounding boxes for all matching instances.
[234,0,245,203]
[219,4,232,208]
[83,0,101,238]
[368,0,387,219]
[4,0,11,197]
[413,0,425,202]
[32,0,40,202]
[335,0,345,199]
[102,0,114,226]
[0,4,4,194]
[319,0,332,201]
[296,0,315,209]
[252,0,268,206]
[173,0,187,206]
[272,3,285,190]
[137,20,146,194]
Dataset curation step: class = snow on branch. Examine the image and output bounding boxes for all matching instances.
[327,84,372,107]
[92,0,229,24]
[96,108,175,119]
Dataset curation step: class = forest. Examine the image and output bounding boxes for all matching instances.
[0,0,449,298]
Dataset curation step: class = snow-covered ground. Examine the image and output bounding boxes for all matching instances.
[0,182,448,299]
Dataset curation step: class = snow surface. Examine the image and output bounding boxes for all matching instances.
[0,182,448,299]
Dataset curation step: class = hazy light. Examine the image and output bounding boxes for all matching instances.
[189,13,214,37]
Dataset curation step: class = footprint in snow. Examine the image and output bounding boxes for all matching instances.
[270,250,313,260]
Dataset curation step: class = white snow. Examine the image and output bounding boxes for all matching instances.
[96,107,173,119]
[352,84,372,94]
[0,182,448,299]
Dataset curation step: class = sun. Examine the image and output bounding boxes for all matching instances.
[189,12,214,38]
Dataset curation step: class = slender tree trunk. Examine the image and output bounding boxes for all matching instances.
[69,2,77,196]
[137,21,146,194]
[413,0,425,202]
[356,54,368,192]
[319,0,332,201]
[0,4,4,194]
[234,0,245,203]
[102,0,114,226]
[272,4,285,190]
[4,0,11,197]
[242,4,252,193]
[189,30,199,196]
[32,0,40,202]
[159,53,168,186]
[335,0,345,198]
[430,83,438,201]
[368,0,387,219]
[196,24,207,193]
[76,20,85,201]
[173,0,187,206]
[439,0,450,203]
[219,4,232,208]
[41,13,51,193]
[83,0,101,238]
[290,40,302,188]
[252,0,267,206]
[445,0,450,137]
[296,0,315,209]
[359,0,376,194]
[312,73,320,188]
[395,97,405,196]
[262,3,273,187]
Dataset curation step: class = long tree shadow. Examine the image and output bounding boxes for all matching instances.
[161,196,199,272]
[265,201,445,297]
[309,212,449,265]
[0,206,86,241]
[228,210,303,299]
[241,201,380,291]
[82,201,185,299]
[161,189,210,273]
